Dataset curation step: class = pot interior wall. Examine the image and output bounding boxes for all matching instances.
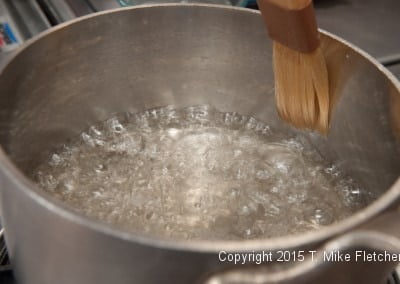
[0,5,399,201]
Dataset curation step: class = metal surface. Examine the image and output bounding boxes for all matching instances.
[206,212,400,284]
[118,0,248,6]
[0,4,399,284]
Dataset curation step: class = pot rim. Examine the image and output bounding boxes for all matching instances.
[0,3,399,253]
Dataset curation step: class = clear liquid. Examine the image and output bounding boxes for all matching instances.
[34,105,373,240]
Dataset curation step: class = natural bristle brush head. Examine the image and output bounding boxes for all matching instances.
[258,0,331,134]
[273,42,330,134]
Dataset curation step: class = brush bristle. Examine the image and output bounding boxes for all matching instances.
[273,41,330,134]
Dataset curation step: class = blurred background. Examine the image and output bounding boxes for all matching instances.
[1,0,400,79]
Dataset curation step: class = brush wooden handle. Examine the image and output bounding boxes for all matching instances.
[267,0,311,9]
[257,0,320,53]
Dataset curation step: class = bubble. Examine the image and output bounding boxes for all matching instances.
[106,117,125,134]
[81,132,104,147]
[37,172,58,191]
[33,105,372,241]
[167,128,180,139]
[239,205,251,216]
[256,169,271,180]
[94,164,106,174]
[306,206,334,226]
[222,112,247,129]
[88,126,103,138]
[245,117,258,130]
[49,154,62,167]
[81,132,95,147]
[93,191,102,198]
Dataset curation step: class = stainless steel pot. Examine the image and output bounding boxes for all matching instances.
[0,4,399,284]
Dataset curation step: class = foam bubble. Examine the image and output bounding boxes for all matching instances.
[33,105,374,241]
